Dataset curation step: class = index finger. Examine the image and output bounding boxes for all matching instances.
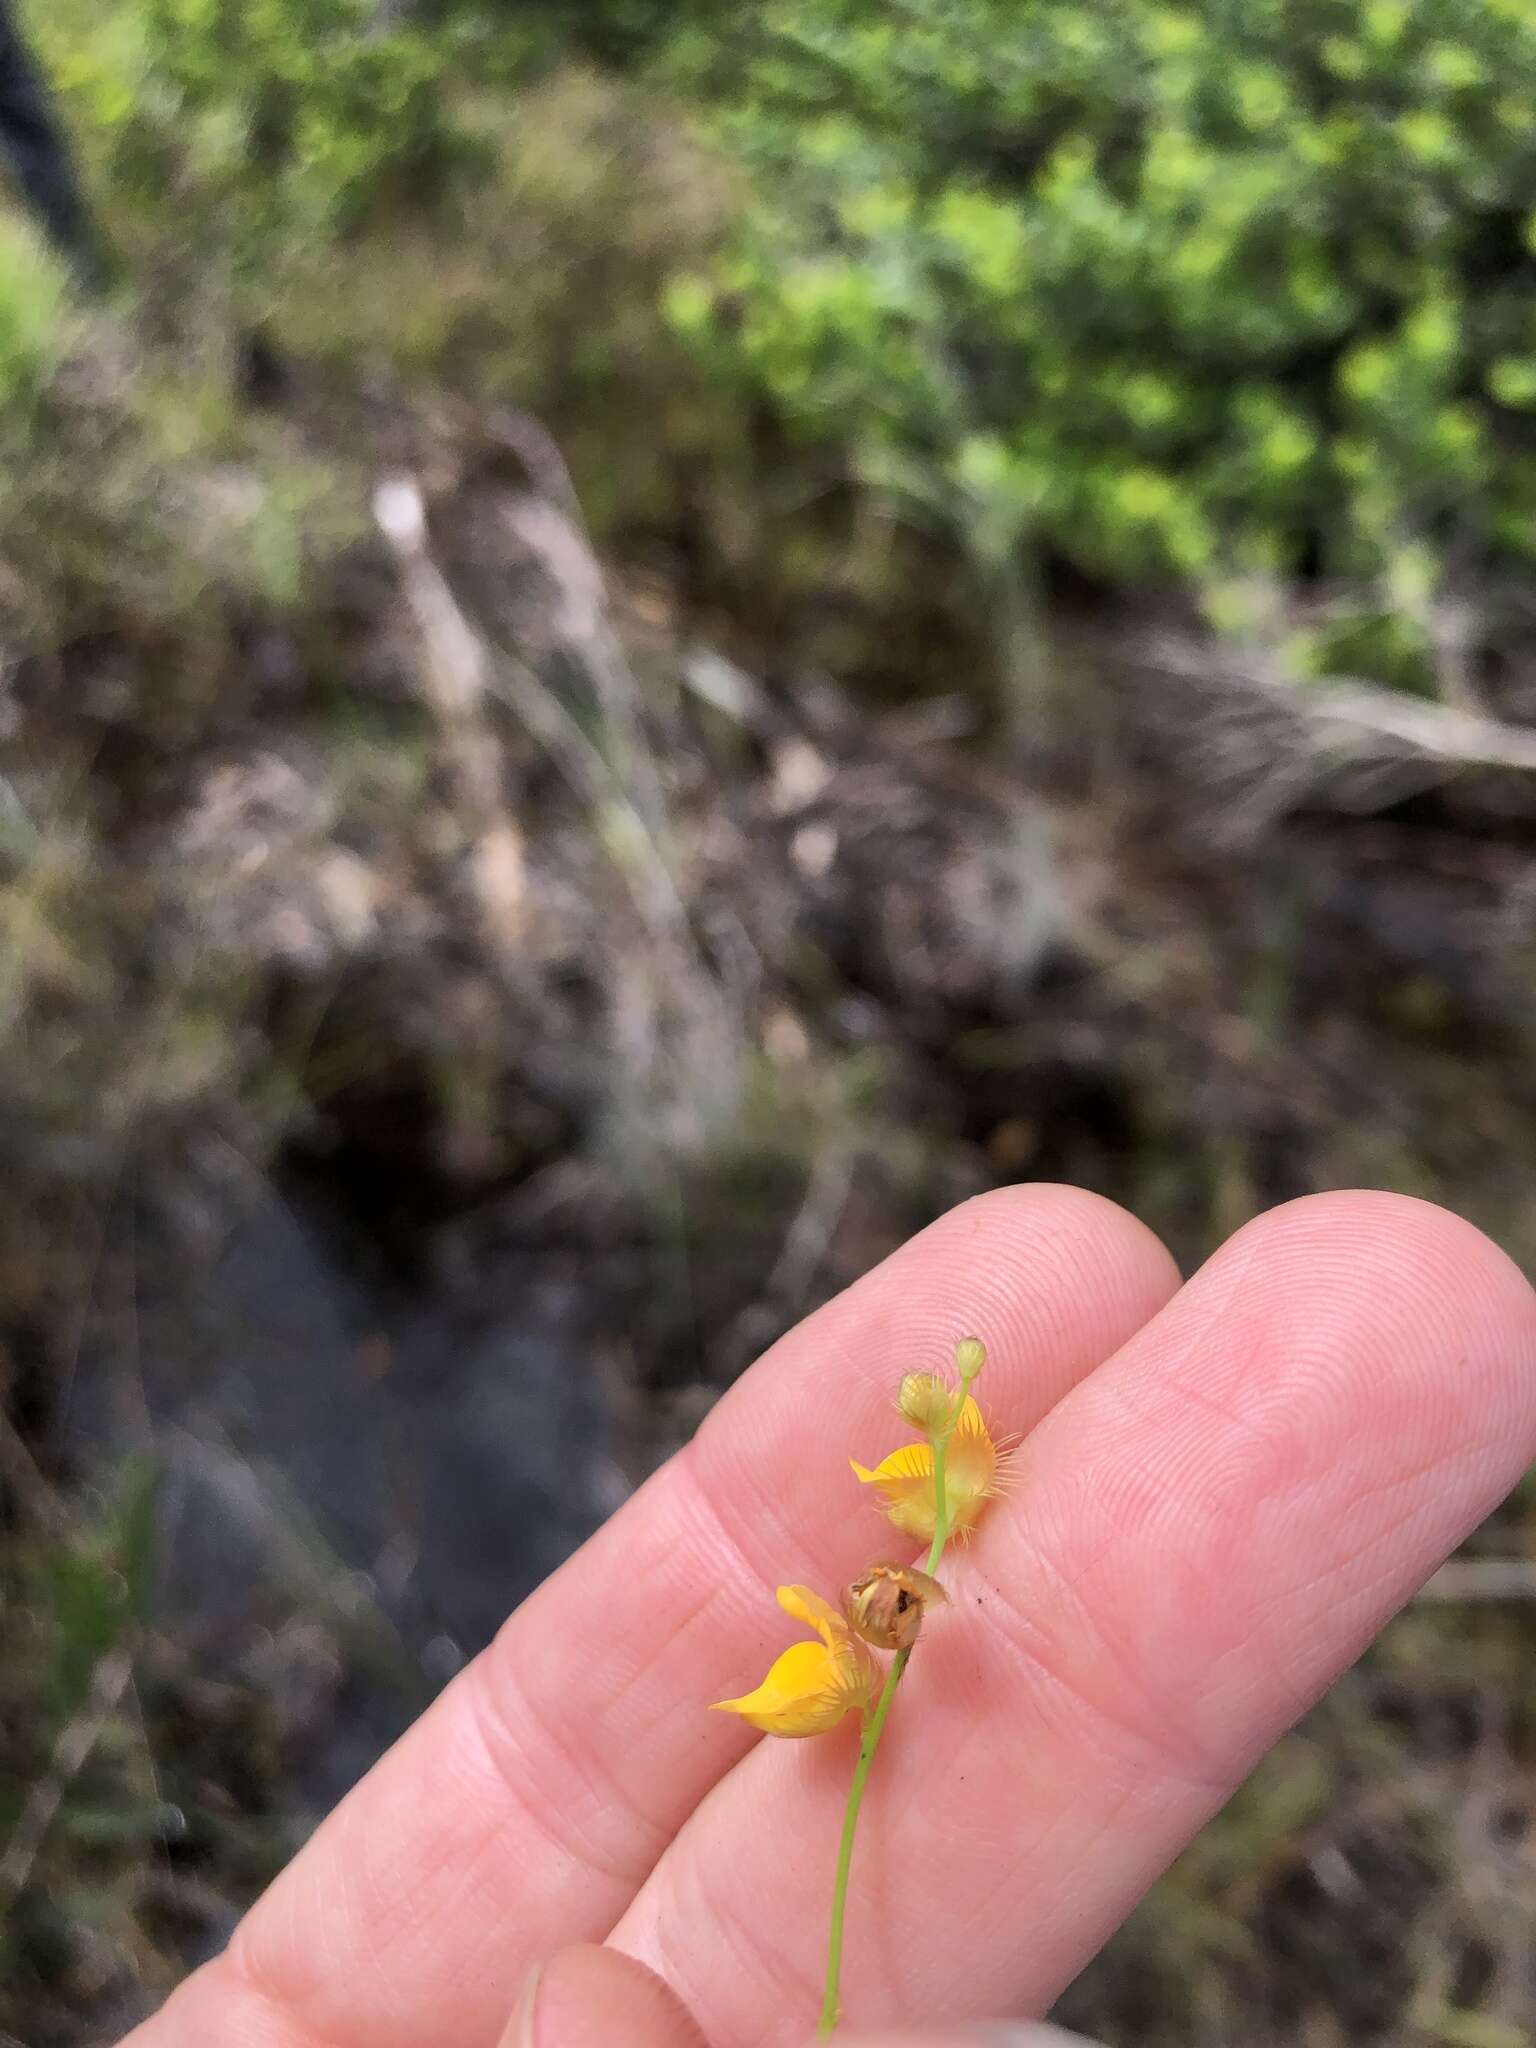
[611,1193,1536,2044]
[127,1184,1178,2048]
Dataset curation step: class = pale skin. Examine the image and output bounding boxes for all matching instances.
[120,1186,1536,2048]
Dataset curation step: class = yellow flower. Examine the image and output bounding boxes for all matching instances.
[850,1394,1007,1542]
[711,1584,881,1738]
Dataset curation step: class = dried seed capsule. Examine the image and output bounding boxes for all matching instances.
[845,1562,949,1651]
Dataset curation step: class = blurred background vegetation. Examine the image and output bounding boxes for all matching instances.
[6,3,1536,2043]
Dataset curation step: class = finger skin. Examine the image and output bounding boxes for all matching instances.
[835,2030,1100,2047]
[503,1950,1088,2048]
[612,1192,1536,2046]
[125,1186,1178,2048]
[507,1946,708,2048]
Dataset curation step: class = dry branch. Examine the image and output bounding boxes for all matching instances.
[1118,626,1536,836]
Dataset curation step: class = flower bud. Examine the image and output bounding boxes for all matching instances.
[845,1562,949,1651]
[954,1335,987,1382]
[897,1371,962,1438]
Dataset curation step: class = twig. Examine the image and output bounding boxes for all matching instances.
[1417,1559,1536,1603]
[723,1144,856,1373]
[1129,627,1536,832]
[485,644,693,947]
[0,1406,66,1539]
[0,1646,133,1916]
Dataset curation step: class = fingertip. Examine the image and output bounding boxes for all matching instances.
[1009,1184,1536,1792]
[511,1945,708,2048]
[939,1181,1182,1331]
[1223,1184,1534,1298]
[693,1181,1183,1560]
[830,2025,1104,2047]
[834,1182,1182,1417]
[1213,1187,1536,1437]
[501,1960,543,2048]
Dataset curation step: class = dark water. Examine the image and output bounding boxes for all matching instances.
[60,1177,615,1817]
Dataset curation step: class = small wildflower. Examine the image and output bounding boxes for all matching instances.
[897,1371,964,1438]
[953,1336,987,1381]
[850,1393,1008,1542]
[845,1562,948,1651]
[712,1584,880,1738]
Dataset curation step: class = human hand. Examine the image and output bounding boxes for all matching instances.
[120,1187,1536,2048]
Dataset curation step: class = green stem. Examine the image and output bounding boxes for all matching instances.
[816,1641,909,2038]
[817,1433,956,2038]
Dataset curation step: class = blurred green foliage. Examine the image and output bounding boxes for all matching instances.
[17,0,1536,693]
[0,216,69,409]
[1,1466,159,2001]
[33,0,472,293]
[654,0,1536,687]
[36,1460,158,1725]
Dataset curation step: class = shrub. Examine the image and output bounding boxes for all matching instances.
[0,217,69,410]
[660,0,1536,687]
[32,0,469,299]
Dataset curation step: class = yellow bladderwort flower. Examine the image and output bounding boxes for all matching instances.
[849,1391,1006,1541]
[711,1584,880,1738]
[707,1333,1004,2037]
[851,1338,1008,1544]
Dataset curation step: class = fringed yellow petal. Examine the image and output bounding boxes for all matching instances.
[777,1583,846,1651]
[711,1642,854,1737]
[853,1396,1008,1541]
[850,1439,940,1538]
[955,1393,988,1438]
[712,1583,878,1737]
[946,1399,1013,1536]
[851,1441,935,1484]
